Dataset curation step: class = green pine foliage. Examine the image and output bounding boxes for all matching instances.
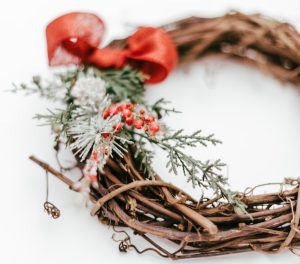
[14,65,247,214]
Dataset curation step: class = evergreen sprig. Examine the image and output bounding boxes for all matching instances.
[12,76,60,100]
[91,66,146,103]
[12,66,145,104]
[161,129,222,147]
[147,98,181,119]
[131,129,247,214]
[131,129,223,184]
[11,68,79,102]
[134,141,156,179]
[14,65,247,214]
[34,103,76,142]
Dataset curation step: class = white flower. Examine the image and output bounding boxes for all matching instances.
[71,76,106,106]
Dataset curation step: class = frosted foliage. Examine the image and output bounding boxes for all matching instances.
[71,76,106,107]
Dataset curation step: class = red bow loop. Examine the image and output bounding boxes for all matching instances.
[127,27,178,83]
[46,12,177,83]
[46,12,105,66]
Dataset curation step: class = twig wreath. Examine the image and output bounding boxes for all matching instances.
[14,11,300,259]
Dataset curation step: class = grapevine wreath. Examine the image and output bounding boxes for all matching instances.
[15,11,300,259]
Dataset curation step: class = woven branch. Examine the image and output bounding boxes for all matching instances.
[30,149,300,259]
[32,12,300,259]
[109,12,300,85]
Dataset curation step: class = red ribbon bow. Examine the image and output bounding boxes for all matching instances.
[46,12,178,83]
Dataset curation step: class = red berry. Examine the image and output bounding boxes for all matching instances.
[120,103,126,110]
[89,174,97,182]
[109,104,120,115]
[110,108,119,115]
[125,103,134,110]
[113,122,123,133]
[149,122,160,133]
[145,116,155,123]
[139,109,145,115]
[117,104,123,112]
[92,150,98,161]
[134,119,144,129]
[101,132,110,139]
[102,109,110,119]
[125,117,134,125]
[122,108,132,118]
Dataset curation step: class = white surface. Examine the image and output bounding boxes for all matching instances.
[1,0,300,263]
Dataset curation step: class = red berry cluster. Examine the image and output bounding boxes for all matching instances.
[102,102,160,137]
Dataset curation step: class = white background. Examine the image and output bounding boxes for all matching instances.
[1,0,300,263]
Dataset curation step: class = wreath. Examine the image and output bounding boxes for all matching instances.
[15,11,300,259]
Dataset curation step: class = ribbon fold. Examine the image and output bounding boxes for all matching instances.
[46,12,177,83]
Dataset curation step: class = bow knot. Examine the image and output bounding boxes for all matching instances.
[46,12,177,83]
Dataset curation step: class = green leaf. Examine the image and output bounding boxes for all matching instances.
[92,66,146,103]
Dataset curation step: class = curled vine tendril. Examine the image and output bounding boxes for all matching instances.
[44,171,60,219]
[112,227,168,257]
[44,201,61,219]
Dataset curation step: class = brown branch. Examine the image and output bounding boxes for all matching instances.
[29,155,74,187]
[91,180,182,215]
[108,12,300,86]
[277,183,300,251]
[30,11,300,259]
[30,154,300,257]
